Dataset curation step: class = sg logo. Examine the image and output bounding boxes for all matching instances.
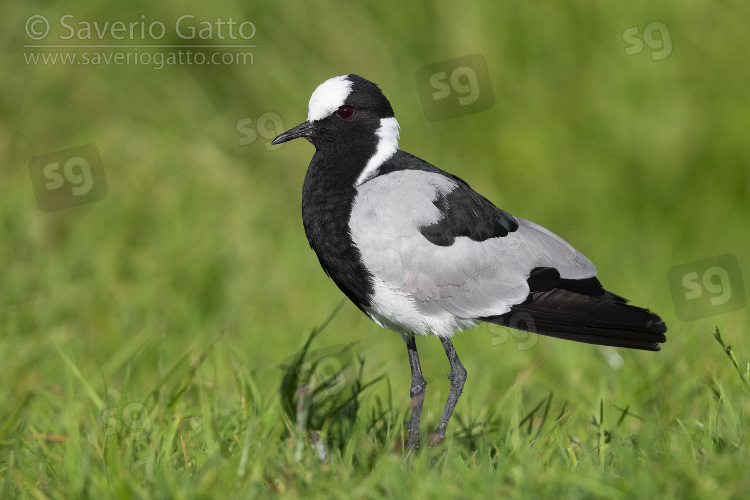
[488,313,539,352]
[668,254,746,321]
[622,21,673,61]
[28,144,107,212]
[236,112,285,151]
[43,157,95,196]
[296,356,347,396]
[101,401,152,440]
[415,54,494,122]
[281,345,354,397]
[430,67,482,107]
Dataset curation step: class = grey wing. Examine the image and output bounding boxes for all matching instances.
[349,169,596,329]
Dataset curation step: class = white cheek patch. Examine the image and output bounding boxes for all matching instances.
[355,117,400,186]
[307,75,353,122]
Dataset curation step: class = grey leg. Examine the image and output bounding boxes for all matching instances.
[405,335,426,451]
[432,337,467,446]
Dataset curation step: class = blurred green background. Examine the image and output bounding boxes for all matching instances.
[1,0,749,496]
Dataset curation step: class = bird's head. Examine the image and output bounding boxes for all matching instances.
[272,74,400,153]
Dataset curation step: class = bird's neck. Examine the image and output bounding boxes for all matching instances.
[300,146,377,309]
[301,141,378,208]
[302,149,361,238]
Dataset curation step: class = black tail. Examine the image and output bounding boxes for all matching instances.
[482,270,667,351]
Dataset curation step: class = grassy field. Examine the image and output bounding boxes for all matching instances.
[2,0,749,498]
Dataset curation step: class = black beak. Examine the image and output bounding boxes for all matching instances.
[272,121,315,145]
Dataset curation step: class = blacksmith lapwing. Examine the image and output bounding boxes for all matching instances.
[272,74,667,450]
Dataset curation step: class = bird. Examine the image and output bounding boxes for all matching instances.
[271,74,667,450]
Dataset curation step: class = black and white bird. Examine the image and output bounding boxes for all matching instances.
[272,74,667,450]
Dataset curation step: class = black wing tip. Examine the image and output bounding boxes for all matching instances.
[483,283,668,352]
[623,304,668,340]
[645,314,668,335]
[482,315,667,351]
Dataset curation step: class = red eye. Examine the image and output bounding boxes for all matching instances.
[336,106,354,119]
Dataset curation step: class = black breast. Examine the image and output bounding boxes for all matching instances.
[301,152,375,311]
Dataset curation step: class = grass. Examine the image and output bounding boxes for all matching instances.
[1,312,749,498]
[2,0,750,498]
